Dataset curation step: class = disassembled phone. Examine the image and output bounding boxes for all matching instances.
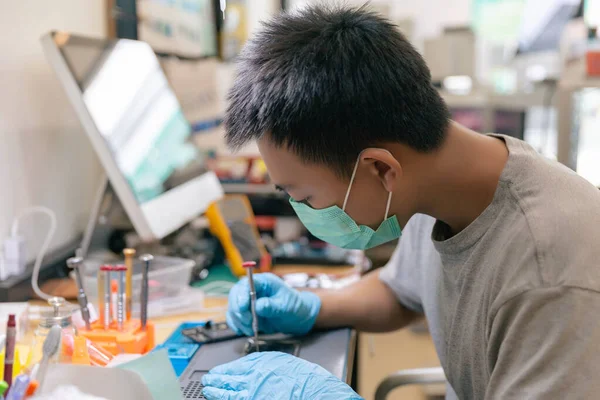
[243,337,301,356]
[181,321,240,345]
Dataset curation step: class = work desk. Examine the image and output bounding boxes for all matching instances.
[155,264,356,342]
[32,264,359,387]
[159,264,358,389]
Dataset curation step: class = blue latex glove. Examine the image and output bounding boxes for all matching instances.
[202,351,363,400]
[226,273,321,336]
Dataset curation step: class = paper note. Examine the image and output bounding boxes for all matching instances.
[37,364,153,399]
[116,349,183,400]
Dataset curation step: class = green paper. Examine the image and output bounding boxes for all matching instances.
[116,349,183,400]
[192,264,238,297]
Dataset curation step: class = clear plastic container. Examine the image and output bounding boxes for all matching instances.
[82,256,200,318]
[31,322,115,367]
[61,333,114,366]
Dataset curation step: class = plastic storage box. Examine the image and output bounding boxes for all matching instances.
[82,256,203,318]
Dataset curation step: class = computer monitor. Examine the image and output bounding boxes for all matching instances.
[41,32,223,241]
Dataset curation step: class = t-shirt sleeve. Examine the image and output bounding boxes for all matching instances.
[486,287,600,399]
[379,214,437,315]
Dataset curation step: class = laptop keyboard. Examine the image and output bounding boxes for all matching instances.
[181,380,205,399]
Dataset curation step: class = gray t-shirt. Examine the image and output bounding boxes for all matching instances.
[380,135,600,399]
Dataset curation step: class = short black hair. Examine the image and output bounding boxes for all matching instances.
[225,4,450,176]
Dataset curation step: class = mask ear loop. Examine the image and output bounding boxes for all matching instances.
[342,156,361,212]
[384,191,392,220]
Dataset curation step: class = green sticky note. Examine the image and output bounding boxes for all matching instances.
[116,349,183,400]
[191,264,238,297]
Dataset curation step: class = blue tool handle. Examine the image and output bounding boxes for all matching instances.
[5,374,29,400]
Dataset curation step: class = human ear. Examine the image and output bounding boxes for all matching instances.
[359,148,402,193]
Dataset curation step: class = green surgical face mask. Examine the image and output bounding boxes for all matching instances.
[289,154,402,250]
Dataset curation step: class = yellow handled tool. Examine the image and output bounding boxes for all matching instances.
[206,195,271,277]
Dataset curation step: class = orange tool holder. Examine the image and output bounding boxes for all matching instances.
[79,319,155,356]
[81,255,155,356]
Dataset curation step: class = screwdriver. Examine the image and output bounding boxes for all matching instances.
[98,265,113,330]
[139,254,153,331]
[123,248,136,321]
[114,265,127,331]
[67,257,91,330]
[242,261,259,351]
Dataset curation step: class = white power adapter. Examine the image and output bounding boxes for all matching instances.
[1,207,56,297]
[3,235,26,278]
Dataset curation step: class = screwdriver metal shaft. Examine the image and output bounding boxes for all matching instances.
[98,265,113,329]
[243,261,259,351]
[123,248,136,321]
[115,265,126,331]
[139,254,153,331]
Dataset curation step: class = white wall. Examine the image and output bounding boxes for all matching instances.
[0,1,106,261]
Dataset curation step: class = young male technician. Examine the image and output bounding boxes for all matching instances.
[201,5,600,400]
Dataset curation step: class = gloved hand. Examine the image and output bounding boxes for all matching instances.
[226,273,321,336]
[202,351,363,400]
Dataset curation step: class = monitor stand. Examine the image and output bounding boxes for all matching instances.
[77,174,110,259]
[77,174,136,260]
